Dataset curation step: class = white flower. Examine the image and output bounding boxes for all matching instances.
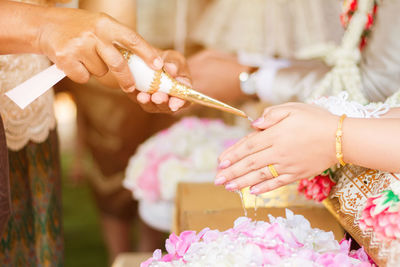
[123,118,248,202]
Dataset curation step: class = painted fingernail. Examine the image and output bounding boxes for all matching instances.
[252,117,264,127]
[218,160,231,169]
[214,176,226,185]
[225,183,237,191]
[250,187,260,195]
[153,57,163,69]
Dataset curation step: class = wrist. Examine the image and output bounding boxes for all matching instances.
[335,115,347,166]
[0,1,45,54]
[34,6,60,55]
[325,114,340,167]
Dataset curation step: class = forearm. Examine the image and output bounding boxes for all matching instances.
[0,1,46,54]
[342,114,400,172]
[79,0,136,29]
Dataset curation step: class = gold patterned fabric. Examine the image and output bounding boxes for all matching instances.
[0,131,63,267]
[324,165,400,266]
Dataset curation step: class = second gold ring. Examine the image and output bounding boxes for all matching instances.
[268,164,279,178]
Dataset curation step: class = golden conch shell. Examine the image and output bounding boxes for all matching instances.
[119,48,249,119]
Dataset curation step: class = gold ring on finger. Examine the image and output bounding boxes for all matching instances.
[268,164,279,178]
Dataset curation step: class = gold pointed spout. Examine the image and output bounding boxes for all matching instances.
[168,80,248,118]
[119,48,249,119]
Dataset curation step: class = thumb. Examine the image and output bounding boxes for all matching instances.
[252,106,290,130]
[117,27,163,70]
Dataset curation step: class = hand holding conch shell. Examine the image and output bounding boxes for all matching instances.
[131,49,191,113]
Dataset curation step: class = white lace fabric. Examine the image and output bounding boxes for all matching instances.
[0,54,56,151]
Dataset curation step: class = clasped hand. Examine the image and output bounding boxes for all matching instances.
[216,103,339,195]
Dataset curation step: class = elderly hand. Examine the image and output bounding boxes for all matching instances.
[216,103,339,195]
[37,7,191,113]
[38,7,162,92]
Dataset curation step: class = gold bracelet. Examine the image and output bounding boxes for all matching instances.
[336,114,347,166]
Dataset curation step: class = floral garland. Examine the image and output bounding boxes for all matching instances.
[142,210,374,267]
[340,0,379,50]
[359,185,400,241]
[298,0,378,104]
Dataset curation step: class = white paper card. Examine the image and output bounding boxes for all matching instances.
[6,64,66,109]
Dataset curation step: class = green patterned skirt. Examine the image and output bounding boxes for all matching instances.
[0,131,63,267]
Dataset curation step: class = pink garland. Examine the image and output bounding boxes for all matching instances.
[359,190,400,241]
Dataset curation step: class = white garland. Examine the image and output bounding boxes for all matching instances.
[297,0,375,104]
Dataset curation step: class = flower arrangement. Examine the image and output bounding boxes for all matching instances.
[359,188,400,241]
[142,209,374,267]
[340,0,378,50]
[298,170,336,202]
[123,117,247,202]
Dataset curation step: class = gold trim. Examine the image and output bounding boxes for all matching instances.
[166,72,248,118]
[148,70,162,94]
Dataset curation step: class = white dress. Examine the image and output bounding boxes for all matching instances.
[190,0,344,57]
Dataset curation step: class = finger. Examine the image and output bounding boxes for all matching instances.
[58,60,90,84]
[151,92,172,113]
[116,26,163,70]
[218,131,271,168]
[164,62,178,77]
[219,132,258,165]
[136,92,151,104]
[249,174,294,195]
[79,49,108,77]
[176,76,192,87]
[169,97,186,112]
[216,148,274,185]
[163,52,191,79]
[222,165,279,191]
[133,92,160,113]
[96,42,135,92]
[252,106,291,130]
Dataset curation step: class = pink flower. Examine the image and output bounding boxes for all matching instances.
[140,249,162,267]
[142,215,373,266]
[359,191,400,241]
[165,231,199,260]
[136,152,174,201]
[298,174,336,202]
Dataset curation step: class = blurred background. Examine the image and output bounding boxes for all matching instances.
[55,0,343,266]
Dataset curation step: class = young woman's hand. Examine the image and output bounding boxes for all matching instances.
[216,103,339,194]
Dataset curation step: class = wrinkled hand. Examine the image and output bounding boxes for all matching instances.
[188,49,249,102]
[215,103,339,195]
[39,8,191,113]
[130,49,191,113]
[38,7,162,91]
